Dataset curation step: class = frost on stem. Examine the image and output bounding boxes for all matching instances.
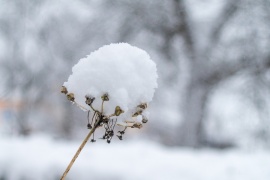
[62,43,158,143]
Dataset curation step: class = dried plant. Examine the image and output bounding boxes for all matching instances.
[60,88,147,180]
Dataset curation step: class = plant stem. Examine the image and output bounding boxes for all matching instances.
[60,122,99,180]
[101,100,105,114]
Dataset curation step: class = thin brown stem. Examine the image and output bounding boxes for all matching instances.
[90,104,99,113]
[108,113,116,118]
[101,100,105,114]
[73,101,88,111]
[60,119,100,180]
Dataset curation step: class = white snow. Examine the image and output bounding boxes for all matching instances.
[0,135,269,180]
[64,43,158,122]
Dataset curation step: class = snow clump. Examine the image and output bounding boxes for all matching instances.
[63,43,158,123]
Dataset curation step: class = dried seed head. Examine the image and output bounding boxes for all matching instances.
[67,93,75,102]
[61,86,68,94]
[137,103,147,110]
[132,109,143,117]
[142,116,148,123]
[117,135,123,140]
[87,123,92,129]
[115,106,124,116]
[101,93,109,101]
[102,116,109,123]
[118,130,125,135]
[108,130,114,137]
[85,95,95,105]
[132,122,143,129]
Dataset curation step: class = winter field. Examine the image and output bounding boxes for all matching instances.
[0,135,269,180]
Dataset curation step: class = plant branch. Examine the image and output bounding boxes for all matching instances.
[60,119,101,180]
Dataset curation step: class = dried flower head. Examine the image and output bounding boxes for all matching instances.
[62,43,157,143]
[85,95,95,106]
[60,43,158,180]
[66,93,75,102]
[142,116,148,123]
[61,86,68,94]
[101,93,109,101]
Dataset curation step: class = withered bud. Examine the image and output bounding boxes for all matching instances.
[101,93,109,101]
[102,116,109,123]
[85,95,95,105]
[61,86,68,94]
[67,93,75,102]
[132,109,143,117]
[87,123,92,129]
[132,122,142,129]
[118,130,125,135]
[117,135,123,140]
[115,106,124,116]
[142,116,148,123]
[137,103,147,110]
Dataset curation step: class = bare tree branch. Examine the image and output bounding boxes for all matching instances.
[206,0,239,55]
[172,0,195,60]
[202,54,270,86]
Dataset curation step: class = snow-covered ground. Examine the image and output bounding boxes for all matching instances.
[0,135,269,180]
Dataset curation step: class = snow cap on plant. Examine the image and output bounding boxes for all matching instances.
[60,43,157,179]
[63,43,157,124]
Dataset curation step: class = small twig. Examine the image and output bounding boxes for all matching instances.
[90,104,99,113]
[107,113,116,118]
[91,111,97,126]
[73,101,88,111]
[101,100,105,114]
[87,111,92,129]
[112,118,117,130]
[60,118,101,180]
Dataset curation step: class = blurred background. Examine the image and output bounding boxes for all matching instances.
[1,0,270,179]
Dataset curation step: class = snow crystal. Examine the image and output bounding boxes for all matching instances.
[63,43,158,122]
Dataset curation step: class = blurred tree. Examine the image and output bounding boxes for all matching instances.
[96,0,270,147]
[0,0,83,137]
[0,0,51,135]
[1,0,269,147]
